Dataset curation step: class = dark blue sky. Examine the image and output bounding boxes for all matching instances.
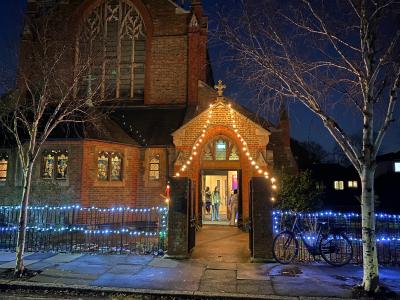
[1,0,399,155]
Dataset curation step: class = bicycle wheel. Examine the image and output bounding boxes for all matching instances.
[319,232,353,266]
[272,230,299,264]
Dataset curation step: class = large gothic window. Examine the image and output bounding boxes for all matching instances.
[76,0,146,100]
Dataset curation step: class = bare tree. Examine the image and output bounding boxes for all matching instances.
[0,13,110,276]
[217,0,400,293]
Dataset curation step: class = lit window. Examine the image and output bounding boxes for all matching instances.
[111,153,123,181]
[56,153,68,180]
[43,150,68,180]
[42,153,55,179]
[334,181,344,190]
[229,145,239,161]
[149,155,160,180]
[98,152,123,181]
[395,162,400,173]
[97,152,110,181]
[215,140,227,160]
[0,153,8,182]
[348,181,358,188]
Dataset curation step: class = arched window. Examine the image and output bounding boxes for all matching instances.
[42,150,69,180]
[111,153,123,181]
[149,155,160,180]
[76,0,146,100]
[201,137,240,161]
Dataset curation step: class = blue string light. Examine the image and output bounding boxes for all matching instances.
[273,210,400,244]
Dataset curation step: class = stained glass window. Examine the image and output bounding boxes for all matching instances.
[215,140,227,160]
[229,145,239,161]
[97,152,109,181]
[149,155,160,180]
[56,153,68,180]
[77,0,146,99]
[0,154,8,182]
[111,153,123,181]
[203,144,213,160]
[42,153,55,179]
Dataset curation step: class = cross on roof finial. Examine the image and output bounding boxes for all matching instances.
[214,80,226,97]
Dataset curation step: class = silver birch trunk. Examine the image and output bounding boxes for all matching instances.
[361,166,379,292]
[14,161,34,276]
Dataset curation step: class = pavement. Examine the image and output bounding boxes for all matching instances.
[0,225,399,299]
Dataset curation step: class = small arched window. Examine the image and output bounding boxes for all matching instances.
[76,0,146,100]
[201,137,240,161]
[149,155,160,180]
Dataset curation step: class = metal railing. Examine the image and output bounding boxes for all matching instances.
[0,205,168,255]
[273,210,400,265]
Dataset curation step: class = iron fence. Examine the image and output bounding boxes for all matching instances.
[0,205,168,255]
[273,210,400,265]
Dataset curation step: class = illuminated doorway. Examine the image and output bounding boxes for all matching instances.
[201,170,239,226]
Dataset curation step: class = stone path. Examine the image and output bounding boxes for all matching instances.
[0,226,399,298]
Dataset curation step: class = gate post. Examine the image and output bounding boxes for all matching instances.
[250,177,274,262]
[166,177,190,258]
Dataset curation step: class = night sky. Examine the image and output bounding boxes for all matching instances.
[0,0,399,155]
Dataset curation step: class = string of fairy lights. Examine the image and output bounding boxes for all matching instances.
[0,205,168,237]
[174,102,278,200]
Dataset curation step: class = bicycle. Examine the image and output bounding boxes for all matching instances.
[272,214,353,266]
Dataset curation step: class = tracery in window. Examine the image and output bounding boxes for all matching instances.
[42,150,68,180]
[76,0,146,100]
[0,153,8,182]
[97,152,109,181]
[42,153,55,179]
[111,153,123,181]
[149,155,160,180]
[202,137,240,161]
[56,153,68,179]
[229,145,239,161]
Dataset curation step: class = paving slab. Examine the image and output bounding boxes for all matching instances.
[108,264,143,275]
[148,257,178,268]
[0,260,39,269]
[36,268,99,280]
[24,252,58,260]
[206,262,237,270]
[236,279,275,295]
[56,262,111,275]
[43,253,83,263]
[202,269,236,282]
[27,261,57,271]
[237,263,271,280]
[73,254,153,266]
[0,252,18,262]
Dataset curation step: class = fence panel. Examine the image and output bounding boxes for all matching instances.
[0,205,168,255]
[273,211,400,265]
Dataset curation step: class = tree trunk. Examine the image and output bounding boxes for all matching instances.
[14,162,34,276]
[361,165,379,292]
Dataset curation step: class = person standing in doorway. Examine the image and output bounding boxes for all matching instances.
[212,186,221,221]
[229,189,238,226]
[204,186,212,214]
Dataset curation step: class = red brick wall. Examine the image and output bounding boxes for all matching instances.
[80,140,140,208]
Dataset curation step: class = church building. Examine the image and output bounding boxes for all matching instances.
[0,0,296,227]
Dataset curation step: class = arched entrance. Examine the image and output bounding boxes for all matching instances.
[198,135,242,226]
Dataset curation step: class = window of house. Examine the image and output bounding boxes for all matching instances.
[334,181,344,190]
[202,137,240,161]
[76,0,146,100]
[0,153,8,182]
[97,152,123,181]
[348,181,358,188]
[42,150,68,180]
[395,162,400,173]
[149,155,160,180]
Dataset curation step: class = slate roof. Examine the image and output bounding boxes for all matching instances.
[112,106,187,146]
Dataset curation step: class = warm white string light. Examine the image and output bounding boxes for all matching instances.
[175,101,278,195]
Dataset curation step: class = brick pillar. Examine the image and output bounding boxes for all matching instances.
[250,177,274,262]
[166,177,190,258]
